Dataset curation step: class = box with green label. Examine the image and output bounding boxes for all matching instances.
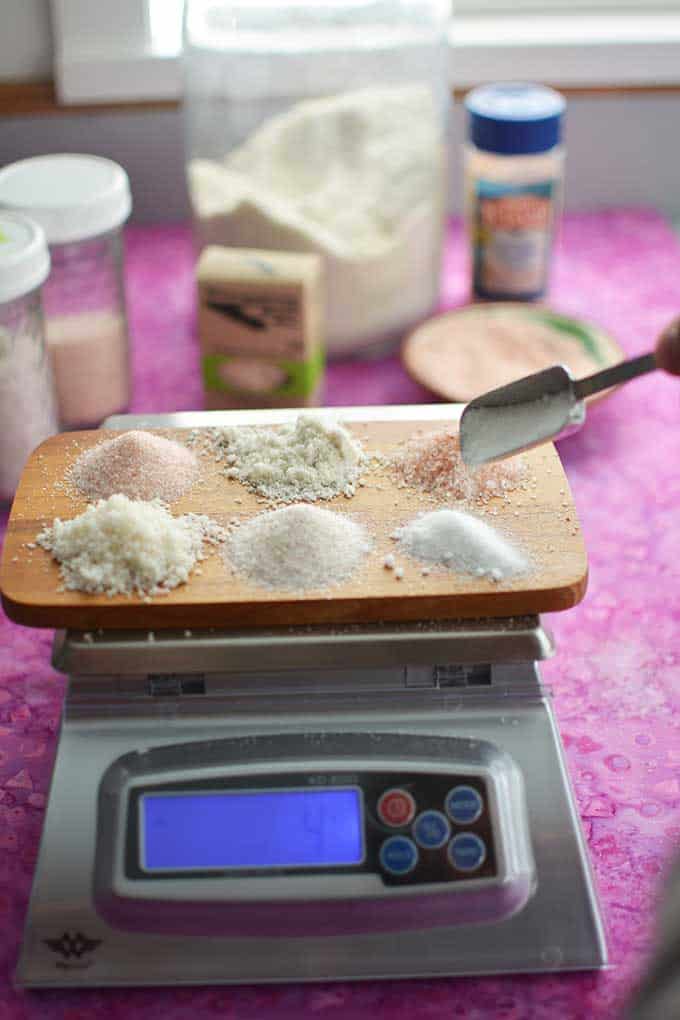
[196,246,325,409]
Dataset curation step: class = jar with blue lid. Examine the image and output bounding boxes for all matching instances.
[463,82,566,302]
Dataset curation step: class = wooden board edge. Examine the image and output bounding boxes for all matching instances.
[0,569,588,631]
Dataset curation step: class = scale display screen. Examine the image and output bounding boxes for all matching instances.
[140,787,364,871]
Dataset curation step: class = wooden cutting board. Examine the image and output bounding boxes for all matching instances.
[0,411,587,630]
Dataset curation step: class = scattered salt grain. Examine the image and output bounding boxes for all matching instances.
[392,429,524,504]
[394,508,528,581]
[36,493,226,597]
[394,566,404,580]
[70,431,199,503]
[226,503,371,591]
[197,415,364,502]
[383,554,396,570]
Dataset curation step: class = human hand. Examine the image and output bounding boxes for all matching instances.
[656,316,680,376]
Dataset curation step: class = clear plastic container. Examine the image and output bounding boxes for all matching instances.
[463,83,566,302]
[0,155,133,428]
[0,213,58,508]
[183,0,451,358]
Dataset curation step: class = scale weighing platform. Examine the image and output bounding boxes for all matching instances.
[5,410,606,987]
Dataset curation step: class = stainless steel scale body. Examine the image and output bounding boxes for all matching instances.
[17,617,607,987]
[16,409,606,987]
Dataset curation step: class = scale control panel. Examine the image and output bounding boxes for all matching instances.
[94,732,535,937]
[124,771,495,887]
[377,782,491,881]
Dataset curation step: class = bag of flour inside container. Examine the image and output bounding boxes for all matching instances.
[183,0,451,358]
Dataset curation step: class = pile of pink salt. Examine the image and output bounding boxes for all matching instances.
[69,430,199,503]
[392,429,524,505]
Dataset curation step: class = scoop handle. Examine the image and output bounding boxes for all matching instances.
[573,352,657,401]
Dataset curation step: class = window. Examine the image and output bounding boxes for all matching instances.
[457,0,680,9]
[51,0,184,102]
[49,0,680,104]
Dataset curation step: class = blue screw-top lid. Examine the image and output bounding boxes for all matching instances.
[465,83,565,155]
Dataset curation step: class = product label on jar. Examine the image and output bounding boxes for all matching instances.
[471,179,558,300]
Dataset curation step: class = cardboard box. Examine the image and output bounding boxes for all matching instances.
[196,246,325,408]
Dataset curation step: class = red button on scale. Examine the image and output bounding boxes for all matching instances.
[377,789,416,827]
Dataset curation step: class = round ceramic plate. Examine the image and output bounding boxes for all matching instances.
[402,303,625,404]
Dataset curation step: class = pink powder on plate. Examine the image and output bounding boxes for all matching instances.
[70,430,199,503]
[392,429,524,504]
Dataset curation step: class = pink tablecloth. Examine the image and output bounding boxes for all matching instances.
[1,210,680,1019]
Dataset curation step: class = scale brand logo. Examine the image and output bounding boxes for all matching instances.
[43,931,102,969]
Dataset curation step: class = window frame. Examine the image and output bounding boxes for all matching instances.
[50,0,680,104]
[455,0,680,11]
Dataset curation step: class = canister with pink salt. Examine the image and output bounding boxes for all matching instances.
[0,154,133,428]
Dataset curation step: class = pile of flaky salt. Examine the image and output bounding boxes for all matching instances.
[193,415,364,502]
[37,493,226,597]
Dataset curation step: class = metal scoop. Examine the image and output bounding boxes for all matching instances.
[459,352,657,466]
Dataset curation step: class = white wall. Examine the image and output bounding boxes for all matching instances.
[1,93,680,222]
[0,108,188,220]
[0,0,52,80]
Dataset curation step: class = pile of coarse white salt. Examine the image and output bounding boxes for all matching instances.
[70,430,199,503]
[37,494,226,597]
[394,508,528,583]
[227,504,371,591]
[196,415,364,502]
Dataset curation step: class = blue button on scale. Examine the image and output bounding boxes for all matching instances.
[448,833,487,872]
[379,836,418,876]
[413,810,450,850]
[446,785,484,825]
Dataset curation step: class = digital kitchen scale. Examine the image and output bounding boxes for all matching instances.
[16,615,606,986]
[10,411,606,987]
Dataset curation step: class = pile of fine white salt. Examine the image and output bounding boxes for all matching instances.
[226,503,372,591]
[70,431,199,503]
[394,508,528,582]
[37,493,226,597]
[195,415,364,502]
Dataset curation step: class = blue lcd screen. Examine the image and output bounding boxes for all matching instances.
[140,788,364,871]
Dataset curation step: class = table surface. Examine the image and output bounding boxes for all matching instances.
[1,210,679,1019]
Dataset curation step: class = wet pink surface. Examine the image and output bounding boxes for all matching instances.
[1,210,680,1018]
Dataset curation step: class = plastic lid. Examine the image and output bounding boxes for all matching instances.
[0,212,50,304]
[0,154,132,244]
[465,83,565,155]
